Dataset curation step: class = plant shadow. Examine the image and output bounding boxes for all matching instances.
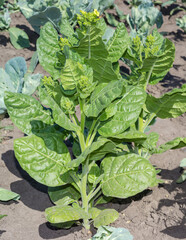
[158,167,186,239]
[2,150,51,211]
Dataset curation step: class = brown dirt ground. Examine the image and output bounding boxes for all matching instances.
[0,1,186,239]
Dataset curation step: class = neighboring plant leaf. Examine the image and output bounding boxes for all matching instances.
[0,188,20,201]
[0,214,7,220]
[90,225,133,240]
[101,153,159,198]
[14,133,71,186]
[28,6,62,34]
[9,27,30,49]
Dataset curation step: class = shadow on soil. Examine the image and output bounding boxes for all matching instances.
[2,150,51,211]
[39,223,83,239]
[158,168,186,239]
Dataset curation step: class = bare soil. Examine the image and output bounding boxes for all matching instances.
[0,1,186,239]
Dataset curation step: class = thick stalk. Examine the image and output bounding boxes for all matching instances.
[144,63,155,91]
[81,157,90,229]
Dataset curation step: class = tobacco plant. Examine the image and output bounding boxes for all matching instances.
[4,11,186,230]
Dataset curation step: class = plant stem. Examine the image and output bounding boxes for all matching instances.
[81,157,90,229]
[144,63,155,90]
[86,119,97,146]
[87,184,101,202]
[142,113,156,132]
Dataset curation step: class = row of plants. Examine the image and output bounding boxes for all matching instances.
[0,0,185,50]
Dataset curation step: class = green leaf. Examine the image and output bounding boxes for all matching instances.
[105,12,119,27]
[88,164,100,184]
[14,133,71,187]
[60,59,92,91]
[9,27,30,49]
[106,23,129,62]
[153,137,186,154]
[141,132,159,151]
[140,39,175,84]
[67,138,115,168]
[180,158,186,168]
[48,185,80,206]
[84,80,123,118]
[0,215,7,220]
[91,225,133,240]
[28,6,61,34]
[93,209,119,228]
[146,85,186,118]
[37,22,60,79]
[95,196,113,206]
[89,207,102,220]
[110,130,147,143]
[59,19,78,45]
[177,171,186,184]
[4,91,53,135]
[101,153,158,198]
[73,25,108,59]
[86,58,119,83]
[45,205,85,223]
[0,188,20,201]
[99,86,146,137]
[22,74,42,95]
[39,87,79,132]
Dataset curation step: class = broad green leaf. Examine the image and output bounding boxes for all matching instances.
[5,57,27,92]
[110,130,147,143]
[140,39,175,84]
[88,164,100,184]
[153,137,186,154]
[60,59,93,91]
[4,91,53,135]
[105,12,119,27]
[84,80,123,117]
[59,19,78,45]
[106,23,129,62]
[67,138,115,168]
[9,27,30,49]
[89,207,102,220]
[39,87,79,132]
[22,74,42,95]
[0,188,20,201]
[45,205,85,223]
[141,132,159,152]
[89,140,117,162]
[101,154,158,198]
[146,85,186,118]
[99,86,146,137]
[48,185,80,206]
[86,58,119,83]
[93,209,119,228]
[73,25,108,59]
[28,6,61,34]
[37,22,60,79]
[14,133,71,186]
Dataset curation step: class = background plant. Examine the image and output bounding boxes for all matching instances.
[4,10,186,231]
[0,54,42,115]
[0,0,30,49]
